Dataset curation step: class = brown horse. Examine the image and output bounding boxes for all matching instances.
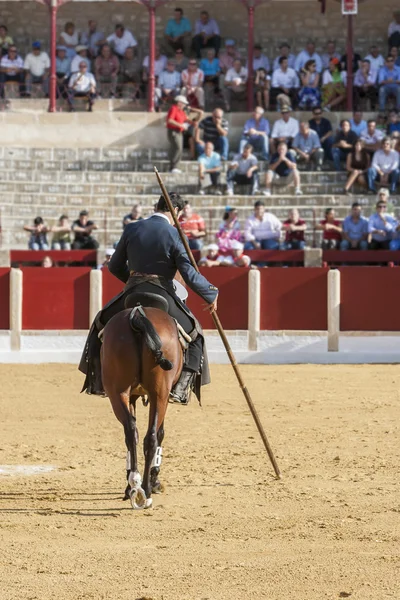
[101,297,183,510]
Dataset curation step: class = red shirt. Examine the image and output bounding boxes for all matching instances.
[320,219,342,241]
[166,104,187,132]
[283,219,305,243]
[179,213,205,240]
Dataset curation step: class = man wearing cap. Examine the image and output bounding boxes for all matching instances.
[219,39,240,74]
[70,45,91,74]
[72,210,99,249]
[23,41,50,96]
[0,45,24,97]
[166,95,203,173]
[273,43,296,72]
[68,61,97,111]
[239,106,270,161]
[107,24,137,61]
[270,106,299,154]
[198,141,222,195]
[198,243,223,267]
[192,10,221,59]
[156,59,181,107]
[98,248,115,270]
[227,144,260,196]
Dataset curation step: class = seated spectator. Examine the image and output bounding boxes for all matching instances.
[24,41,50,97]
[223,58,247,111]
[298,60,321,110]
[388,10,400,50]
[51,215,72,250]
[181,58,205,108]
[24,216,49,251]
[239,106,269,161]
[322,41,341,70]
[391,131,400,152]
[378,55,400,111]
[271,57,299,110]
[273,42,296,72]
[364,45,385,74]
[254,67,270,110]
[199,48,220,92]
[72,210,99,249]
[332,119,358,171]
[368,199,396,249]
[220,241,251,268]
[42,256,53,268]
[196,108,229,160]
[344,139,370,194]
[389,217,400,250]
[293,121,324,170]
[156,59,181,107]
[360,119,384,156]
[226,144,259,196]
[198,243,223,267]
[119,46,141,91]
[340,202,368,250]
[389,46,400,67]
[247,44,270,75]
[59,22,79,59]
[282,208,307,250]
[107,25,137,61]
[98,248,115,269]
[216,207,242,253]
[123,204,143,229]
[0,25,13,56]
[198,141,222,195]
[192,10,220,58]
[387,109,400,134]
[174,48,188,73]
[80,20,104,59]
[264,141,301,196]
[56,46,71,97]
[0,45,24,97]
[295,40,323,73]
[368,137,399,193]
[178,201,206,250]
[309,106,334,160]
[142,43,167,85]
[321,58,346,111]
[270,105,299,154]
[164,7,191,55]
[68,62,96,112]
[243,200,282,250]
[316,208,342,250]
[94,44,119,98]
[340,51,362,73]
[219,39,240,75]
[350,111,367,136]
[354,59,378,110]
[70,45,91,74]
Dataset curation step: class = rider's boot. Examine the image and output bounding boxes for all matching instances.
[169,368,196,405]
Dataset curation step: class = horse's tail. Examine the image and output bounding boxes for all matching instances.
[129,306,173,371]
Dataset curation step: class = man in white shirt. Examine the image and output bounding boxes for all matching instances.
[247,44,270,75]
[226,143,259,196]
[243,200,282,250]
[364,45,385,74]
[360,119,384,156]
[192,10,220,58]
[270,105,299,154]
[0,45,24,97]
[273,43,296,72]
[155,59,181,107]
[295,40,323,73]
[181,58,205,108]
[24,41,50,96]
[223,58,248,111]
[70,45,91,74]
[107,24,137,60]
[68,62,96,112]
[271,56,299,109]
[368,137,400,193]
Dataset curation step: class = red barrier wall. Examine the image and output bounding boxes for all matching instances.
[260,268,329,330]
[0,268,10,330]
[340,267,400,331]
[22,267,91,330]
[102,268,125,305]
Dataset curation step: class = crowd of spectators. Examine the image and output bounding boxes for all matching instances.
[23,210,99,251]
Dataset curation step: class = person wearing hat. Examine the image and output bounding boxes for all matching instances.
[70,45,91,74]
[0,44,24,97]
[56,45,71,81]
[272,43,295,72]
[166,95,202,173]
[192,10,221,59]
[98,248,115,269]
[156,59,181,108]
[24,41,50,96]
[239,106,270,161]
[220,240,251,268]
[198,243,223,268]
[270,105,299,155]
[71,210,99,249]
[219,39,240,75]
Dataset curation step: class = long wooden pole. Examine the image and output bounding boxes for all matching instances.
[154,167,281,479]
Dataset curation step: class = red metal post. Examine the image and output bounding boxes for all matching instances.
[148,3,156,112]
[346,14,353,111]
[48,0,58,112]
[247,4,255,111]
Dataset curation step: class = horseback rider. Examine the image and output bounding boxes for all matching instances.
[79,192,218,405]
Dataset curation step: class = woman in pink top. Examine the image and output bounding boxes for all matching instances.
[216,207,242,254]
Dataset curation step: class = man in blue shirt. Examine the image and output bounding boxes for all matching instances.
[378,56,400,111]
[350,111,367,136]
[293,121,324,170]
[239,106,270,160]
[198,141,222,194]
[340,202,369,250]
[199,48,220,93]
[165,7,191,55]
[368,198,396,249]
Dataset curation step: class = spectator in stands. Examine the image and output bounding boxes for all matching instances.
[174,48,188,73]
[95,44,119,98]
[198,243,223,267]
[298,59,321,110]
[196,108,229,160]
[247,44,270,75]
[70,45,91,74]
[243,200,282,250]
[51,215,72,250]
[80,20,104,59]
[364,45,385,74]
[368,199,396,249]
[389,46,400,67]
[0,45,24,97]
[387,109,400,134]
[360,119,384,156]
[107,25,137,61]
[56,46,71,95]
[24,41,50,97]
[155,59,181,107]
[340,202,368,250]
[192,10,220,58]
[273,42,295,71]
[317,208,342,250]
[166,95,201,173]
[24,216,49,251]
[181,58,205,108]
[389,216,400,250]
[264,141,302,197]
[198,141,221,195]
[123,204,143,229]
[72,210,99,249]
[142,43,167,85]
[388,10,400,50]
[295,40,322,73]
[254,68,270,110]
[227,144,259,196]
[199,48,220,93]
[41,256,53,268]
[378,55,400,111]
[293,121,324,170]
[98,248,115,269]
[309,106,334,160]
[221,241,252,268]
[344,139,370,194]
[239,106,269,161]
[216,207,242,253]
[368,137,399,193]
[354,59,378,110]
[223,58,247,111]
[340,50,361,74]
[332,119,358,171]
[282,208,307,250]
[165,7,191,55]
[178,201,206,250]
[350,111,367,136]
[59,22,79,59]
[270,105,299,154]
[219,39,240,75]
[321,58,346,111]
[0,25,13,56]
[68,62,96,112]
[271,57,299,110]
[322,41,341,70]
[119,47,141,94]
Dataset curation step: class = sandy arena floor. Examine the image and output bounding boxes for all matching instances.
[0,364,399,600]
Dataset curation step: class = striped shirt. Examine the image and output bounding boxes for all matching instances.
[199,115,228,144]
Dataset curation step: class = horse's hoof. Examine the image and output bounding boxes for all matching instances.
[152,481,164,494]
[130,486,147,510]
[123,486,131,501]
[144,498,153,509]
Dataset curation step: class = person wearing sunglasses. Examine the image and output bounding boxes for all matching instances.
[368,198,396,250]
[67,61,96,111]
[0,45,24,97]
[378,55,400,111]
[309,106,334,159]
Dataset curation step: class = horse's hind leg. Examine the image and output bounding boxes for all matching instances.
[123,396,139,501]
[150,421,165,494]
[142,393,169,506]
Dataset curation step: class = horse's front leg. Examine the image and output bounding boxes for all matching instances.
[150,421,165,494]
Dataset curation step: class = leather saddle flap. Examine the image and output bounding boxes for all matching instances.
[124,292,169,313]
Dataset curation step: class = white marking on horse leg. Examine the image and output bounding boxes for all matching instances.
[128,470,142,489]
[126,451,131,471]
[150,446,163,469]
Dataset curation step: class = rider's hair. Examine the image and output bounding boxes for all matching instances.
[156,192,185,212]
